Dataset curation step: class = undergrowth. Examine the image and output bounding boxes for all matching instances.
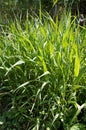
[0,12,86,130]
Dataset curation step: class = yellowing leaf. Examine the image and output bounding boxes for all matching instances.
[39,56,47,72]
[49,43,54,57]
[74,48,80,77]
[70,49,74,63]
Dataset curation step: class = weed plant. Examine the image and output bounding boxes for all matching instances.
[0,12,86,130]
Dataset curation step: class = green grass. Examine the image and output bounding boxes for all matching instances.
[0,12,86,130]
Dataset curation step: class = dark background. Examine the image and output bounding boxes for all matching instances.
[0,0,86,24]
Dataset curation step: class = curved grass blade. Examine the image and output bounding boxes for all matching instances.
[5,60,25,76]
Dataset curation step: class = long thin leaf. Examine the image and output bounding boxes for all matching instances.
[5,60,25,76]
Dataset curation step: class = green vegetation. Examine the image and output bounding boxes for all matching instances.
[0,12,86,129]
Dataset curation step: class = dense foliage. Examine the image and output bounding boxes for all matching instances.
[0,0,86,130]
[0,0,86,16]
[0,12,86,129]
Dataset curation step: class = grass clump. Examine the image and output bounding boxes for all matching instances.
[0,13,86,130]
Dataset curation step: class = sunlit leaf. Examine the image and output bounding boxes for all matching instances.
[53,0,59,6]
[74,46,80,77]
[70,123,85,130]
[5,60,25,76]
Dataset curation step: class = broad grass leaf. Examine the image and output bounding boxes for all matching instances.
[49,43,54,57]
[36,82,49,100]
[22,36,35,51]
[53,0,59,6]
[14,81,29,92]
[39,56,47,72]
[42,60,47,72]
[70,49,74,63]
[74,48,80,77]
[74,66,86,83]
[5,60,25,76]
[37,71,50,79]
[30,81,49,113]
[58,52,61,62]
[40,26,46,38]
[62,30,69,49]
